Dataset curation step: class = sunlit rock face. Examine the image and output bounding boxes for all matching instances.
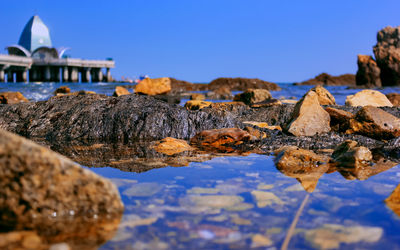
[386,184,400,217]
[0,91,29,104]
[356,55,382,87]
[233,89,272,105]
[153,137,194,156]
[0,129,123,232]
[113,86,130,97]
[345,89,393,107]
[305,85,336,105]
[135,77,172,95]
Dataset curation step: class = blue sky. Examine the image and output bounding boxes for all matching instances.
[1,0,399,83]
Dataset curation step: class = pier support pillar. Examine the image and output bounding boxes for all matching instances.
[91,68,103,82]
[82,68,91,83]
[106,68,111,82]
[63,67,69,82]
[44,67,51,82]
[7,71,14,83]
[0,70,4,82]
[70,67,78,82]
[16,70,27,82]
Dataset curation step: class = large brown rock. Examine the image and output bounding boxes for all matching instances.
[274,146,330,192]
[386,93,400,106]
[306,85,336,105]
[349,106,400,140]
[208,77,281,91]
[233,89,272,105]
[356,55,381,87]
[373,26,400,86]
[0,129,123,231]
[286,91,331,136]
[345,89,393,107]
[325,107,354,132]
[295,73,355,86]
[0,91,29,104]
[135,77,171,95]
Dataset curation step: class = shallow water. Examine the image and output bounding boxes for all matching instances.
[2,82,400,249]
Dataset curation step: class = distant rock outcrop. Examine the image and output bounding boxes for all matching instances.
[295,73,355,86]
[356,55,381,87]
[208,77,281,91]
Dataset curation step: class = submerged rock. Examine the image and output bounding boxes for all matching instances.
[286,91,331,136]
[356,55,382,87]
[113,86,130,97]
[233,89,272,105]
[306,85,336,105]
[345,89,393,107]
[0,129,123,231]
[135,77,171,95]
[0,91,29,104]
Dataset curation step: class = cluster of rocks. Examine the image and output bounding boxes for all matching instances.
[357,26,400,86]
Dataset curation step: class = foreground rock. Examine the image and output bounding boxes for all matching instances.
[113,86,130,97]
[0,91,29,104]
[295,73,355,86]
[233,89,272,105]
[286,91,331,136]
[325,107,354,132]
[135,77,172,95]
[208,77,281,91]
[306,85,336,105]
[0,129,123,231]
[386,93,400,106]
[345,89,393,107]
[356,55,381,87]
[373,26,400,86]
[349,106,400,140]
[332,140,372,169]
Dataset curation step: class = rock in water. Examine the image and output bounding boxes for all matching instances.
[233,89,272,105]
[356,55,382,87]
[373,26,400,86]
[386,93,400,106]
[0,92,29,104]
[345,89,393,107]
[113,86,130,97]
[286,91,331,136]
[54,86,71,95]
[332,140,372,169]
[135,77,171,95]
[0,129,124,230]
[386,184,400,217]
[153,137,193,155]
[306,85,336,105]
[349,106,400,140]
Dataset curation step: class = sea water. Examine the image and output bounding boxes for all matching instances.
[3,82,400,249]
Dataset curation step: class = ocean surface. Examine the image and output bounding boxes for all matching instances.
[3,82,400,249]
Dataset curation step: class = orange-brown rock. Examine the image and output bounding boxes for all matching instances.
[190,93,206,101]
[190,128,253,152]
[250,98,282,108]
[233,89,272,105]
[184,100,212,110]
[338,158,397,180]
[386,184,400,217]
[325,107,354,132]
[274,146,330,192]
[54,86,71,95]
[286,91,331,136]
[0,129,123,231]
[306,85,336,105]
[244,126,267,139]
[349,106,400,139]
[356,55,381,87]
[332,140,372,170]
[135,77,171,95]
[345,89,393,107]
[295,73,355,86]
[206,86,233,100]
[153,137,194,155]
[0,91,29,104]
[386,93,400,106]
[113,86,130,97]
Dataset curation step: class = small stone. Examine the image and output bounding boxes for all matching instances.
[244,126,267,139]
[190,128,253,151]
[113,86,130,97]
[54,86,71,95]
[153,137,193,155]
[233,88,272,105]
[135,77,171,95]
[0,91,29,104]
[345,89,393,107]
[332,140,372,169]
[184,100,212,110]
[306,85,336,105]
[286,91,331,136]
[190,93,205,100]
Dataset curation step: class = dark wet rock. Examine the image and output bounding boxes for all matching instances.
[233,89,272,105]
[373,26,400,86]
[0,91,29,104]
[190,93,205,101]
[349,106,400,140]
[0,129,123,232]
[345,89,393,107]
[206,86,233,100]
[184,100,212,110]
[208,77,281,91]
[356,55,382,87]
[152,94,181,104]
[295,73,355,86]
[306,85,336,105]
[235,104,295,126]
[54,86,71,95]
[190,128,253,153]
[135,77,172,95]
[386,93,400,106]
[286,91,331,136]
[113,86,130,97]
[0,94,240,142]
[274,146,330,192]
[325,107,354,132]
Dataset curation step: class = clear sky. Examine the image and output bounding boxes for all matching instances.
[1,0,399,83]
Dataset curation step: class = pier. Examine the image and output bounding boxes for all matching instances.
[1,15,115,83]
